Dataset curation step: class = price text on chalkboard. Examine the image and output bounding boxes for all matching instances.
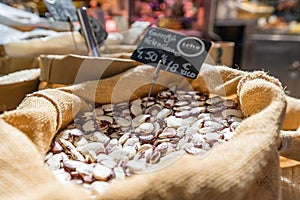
[131,27,211,79]
[43,0,78,21]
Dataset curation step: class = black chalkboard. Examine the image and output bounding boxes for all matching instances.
[131,27,211,79]
[43,0,78,21]
[89,17,107,45]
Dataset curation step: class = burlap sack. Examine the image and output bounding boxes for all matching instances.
[1,63,300,199]
[0,69,40,112]
[3,32,87,58]
[280,157,300,199]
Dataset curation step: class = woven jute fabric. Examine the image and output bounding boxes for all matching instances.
[0,118,90,200]
[1,63,299,200]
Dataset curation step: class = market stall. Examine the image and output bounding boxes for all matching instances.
[0,1,300,200]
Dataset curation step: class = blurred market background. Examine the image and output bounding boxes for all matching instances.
[0,0,299,98]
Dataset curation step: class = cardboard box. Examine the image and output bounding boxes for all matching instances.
[207,42,235,67]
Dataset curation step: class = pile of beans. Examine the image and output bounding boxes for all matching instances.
[45,88,243,194]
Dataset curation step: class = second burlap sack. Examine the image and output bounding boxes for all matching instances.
[1,62,299,199]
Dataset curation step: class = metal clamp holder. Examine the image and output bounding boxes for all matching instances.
[77,7,100,57]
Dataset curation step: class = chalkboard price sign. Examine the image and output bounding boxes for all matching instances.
[43,0,78,21]
[131,27,211,79]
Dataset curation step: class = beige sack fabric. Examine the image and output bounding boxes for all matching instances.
[0,118,90,200]
[1,63,300,199]
[280,157,300,200]
[0,69,40,112]
[3,32,87,58]
[278,97,300,162]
